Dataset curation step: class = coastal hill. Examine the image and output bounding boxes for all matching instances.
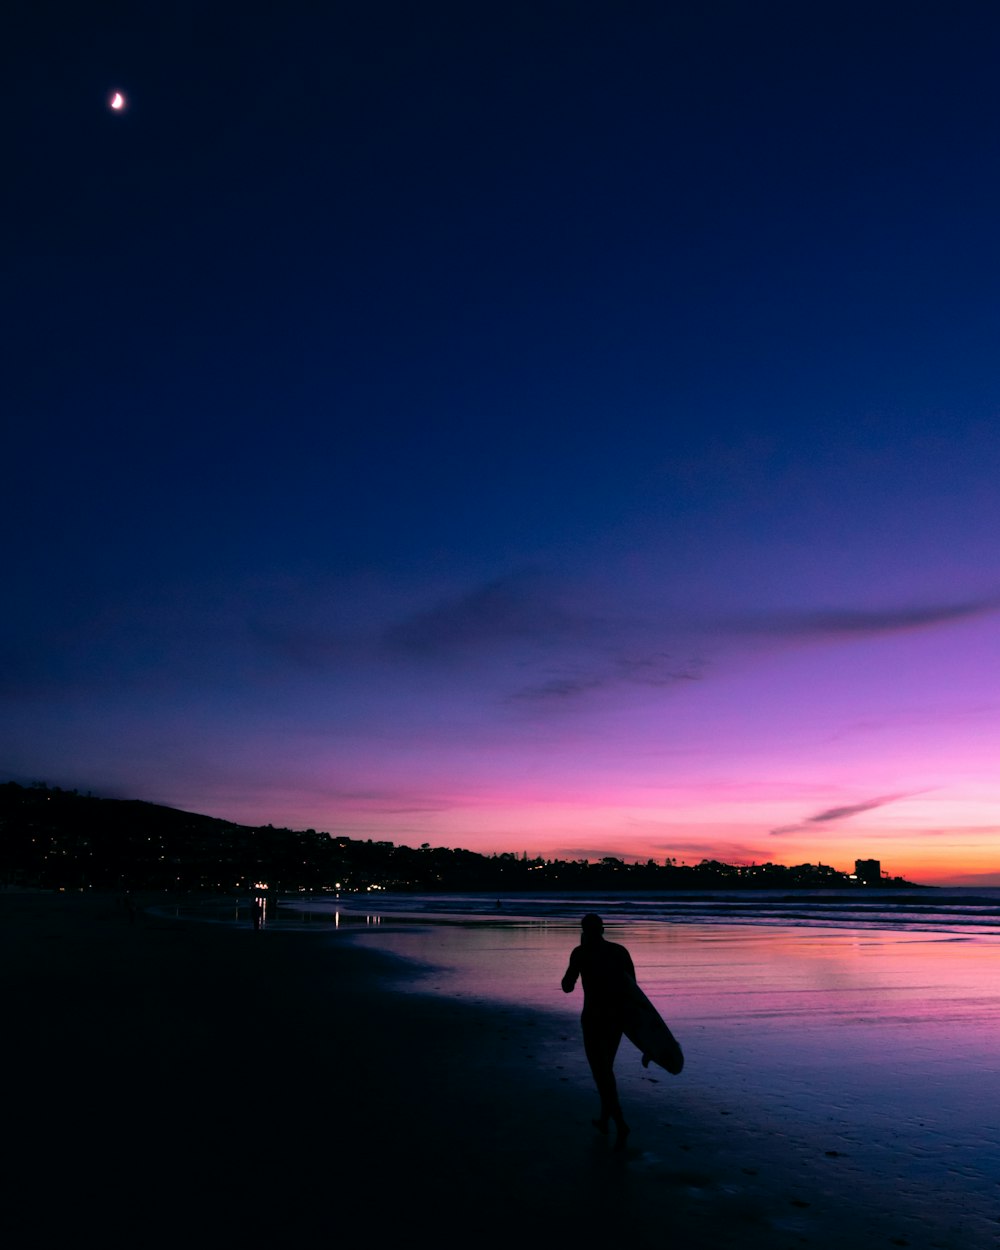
[0,781,917,894]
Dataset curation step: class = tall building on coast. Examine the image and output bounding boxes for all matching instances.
[854,858,882,885]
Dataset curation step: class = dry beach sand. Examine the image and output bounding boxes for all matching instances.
[3,892,998,1249]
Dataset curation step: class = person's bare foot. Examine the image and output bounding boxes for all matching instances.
[613,1123,630,1151]
[592,1118,609,1134]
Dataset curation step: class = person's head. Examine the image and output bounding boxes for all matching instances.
[581,913,604,940]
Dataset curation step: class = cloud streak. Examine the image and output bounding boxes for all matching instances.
[742,597,1000,642]
[511,654,704,703]
[383,573,586,655]
[370,576,1000,721]
[771,792,915,836]
[382,571,705,704]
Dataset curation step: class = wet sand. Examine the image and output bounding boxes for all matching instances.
[4,892,998,1249]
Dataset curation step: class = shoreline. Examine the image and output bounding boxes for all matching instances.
[4,892,997,1249]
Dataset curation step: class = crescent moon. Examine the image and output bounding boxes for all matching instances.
[110,92,125,111]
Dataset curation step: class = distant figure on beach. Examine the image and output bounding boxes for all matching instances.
[561,913,634,1149]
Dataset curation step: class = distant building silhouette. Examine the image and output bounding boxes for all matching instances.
[854,858,882,885]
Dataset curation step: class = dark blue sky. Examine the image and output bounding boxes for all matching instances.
[6,2,1000,881]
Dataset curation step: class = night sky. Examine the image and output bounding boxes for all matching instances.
[6,2,1000,883]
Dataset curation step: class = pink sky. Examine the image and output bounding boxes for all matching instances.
[10,566,996,886]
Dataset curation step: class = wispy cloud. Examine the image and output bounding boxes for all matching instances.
[742,597,1000,642]
[383,572,583,655]
[383,571,704,704]
[556,847,640,861]
[771,792,915,836]
[511,654,704,703]
[252,574,1000,721]
[388,574,1000,662]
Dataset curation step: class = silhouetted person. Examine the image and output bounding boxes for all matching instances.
[561,913,634,1148]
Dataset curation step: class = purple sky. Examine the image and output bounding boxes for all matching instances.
[5,2,1000,883]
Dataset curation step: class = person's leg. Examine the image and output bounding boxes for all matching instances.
[583,1017,629,1146]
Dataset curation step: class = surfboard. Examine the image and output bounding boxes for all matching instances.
[622,976,684,1075]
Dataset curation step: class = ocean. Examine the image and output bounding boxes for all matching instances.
[164,886,1000,1087]
[167,886,1000,1024]
[282,884,1000,934]
[158,885,1000,1241]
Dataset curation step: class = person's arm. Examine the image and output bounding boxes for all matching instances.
[622,946,636,982]
[561,947,581,993]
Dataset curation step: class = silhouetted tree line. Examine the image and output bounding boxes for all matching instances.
[0,782,914,893]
